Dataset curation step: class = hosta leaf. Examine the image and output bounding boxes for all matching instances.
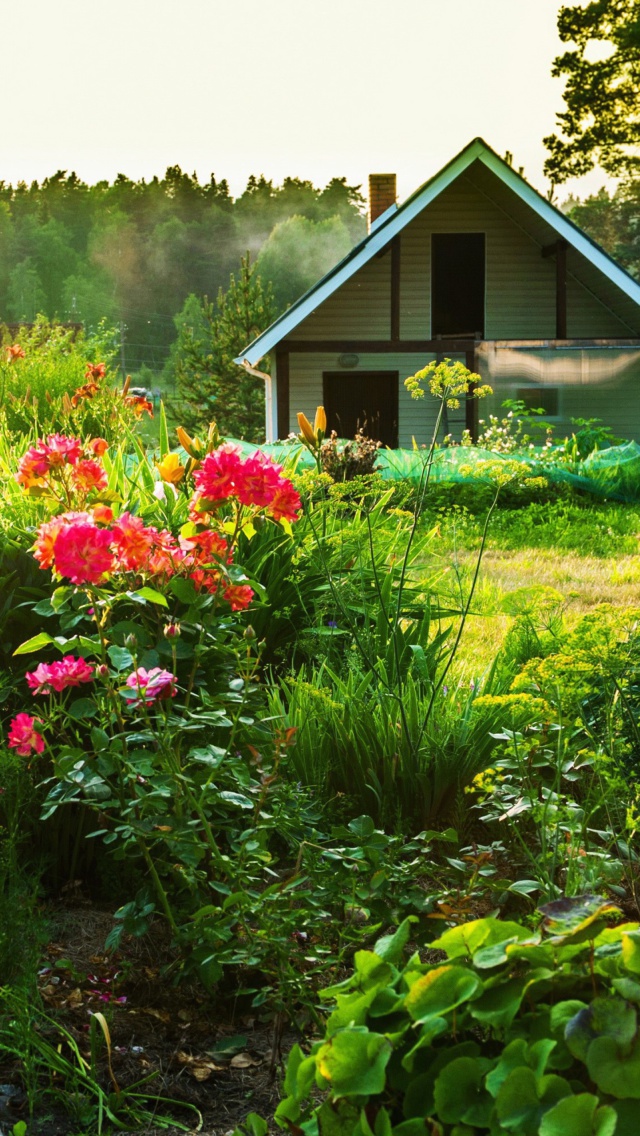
[621,929,640,975]
[586,1035,640,1098]
[431,918,529,959]
[539,1094,617,1136]
[565,997,637,1062]
[495,1067,571,1132]
[539,895,620,945]
[315,1026,392,1096]
[374,917,417,964]
[404,965,482,1023]
[433,1056,493,1126]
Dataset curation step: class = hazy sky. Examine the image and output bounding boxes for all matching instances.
[1,0,612,204]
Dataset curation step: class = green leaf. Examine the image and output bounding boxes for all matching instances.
[433,1057,493,1126]
[431,917,529,959]
[404,965,482,1023]
[315,1027,392,1096]
[13,631,53,656]
[158,400,170,459]
[282,1044,316,1102]
[374,917,417,964]
[348,815,376,838]
[495,1067,571,1132]
[131,586,169,608]
[587,1034,640,1098]
[471,972,551,1030]
[621,929,640,974]
[539,1094,617,1136]
[219,791,253,809]
[539,895,620,945]
[170,576,198,604]
[611,1099,640,1136]
[314,1098,361,1135]
[67,697,97,722]
[565,997,637,1062]
[107,645,134,671]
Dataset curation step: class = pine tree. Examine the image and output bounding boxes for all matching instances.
[173,254,276,442]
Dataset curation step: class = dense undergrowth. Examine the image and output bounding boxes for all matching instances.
[1,339,640,1134]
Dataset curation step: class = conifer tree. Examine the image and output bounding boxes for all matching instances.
[173,254,275,442]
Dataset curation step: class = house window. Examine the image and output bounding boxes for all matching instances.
[323,372,399,448]
[432,233,485,337]
[515,386,560,416]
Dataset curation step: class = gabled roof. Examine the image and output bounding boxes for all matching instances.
[236,137,640,365]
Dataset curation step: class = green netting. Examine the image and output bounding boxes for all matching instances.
[229,439,640,504]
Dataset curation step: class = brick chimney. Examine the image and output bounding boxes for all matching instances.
[368,173,396,230]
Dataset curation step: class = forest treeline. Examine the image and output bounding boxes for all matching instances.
[0,160,638,439]
[0,167,366,380]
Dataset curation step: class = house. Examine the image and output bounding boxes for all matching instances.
[235,139,640,446]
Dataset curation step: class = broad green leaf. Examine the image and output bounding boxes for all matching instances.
[13,631,53,656]
[131,586,168,608]
[431,918,529,959]
[587,1035,640,1098]
[433,1056,493,1126]
[495,1067,571,1132]
[565,997,637,1062]
[170,576,198,604]
[612,977,640,1003]
[374,917,417,964]
[622,929,640,974]
[404,965,482,1023]
[540,895,620,945]
[107,645,134,671]
[473,936,523,969]
[315,1026,392,1096]
[539,1094,617,1136]
[326,988,381,1033]
[313,1098,361,1135]
[67,697,97,722]
[353,951,394,990]
[348,815,376,838]
[218,791,253,809]
[612,1099,640,1136]
[282,1044,316,1102]
[470,975,532,1030]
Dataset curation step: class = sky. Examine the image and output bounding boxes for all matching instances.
[0,0,613,205]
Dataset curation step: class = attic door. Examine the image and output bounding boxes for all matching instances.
[432,233,485,337]
[323,372,398,447]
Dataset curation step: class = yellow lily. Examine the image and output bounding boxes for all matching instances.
[157,452,186,484]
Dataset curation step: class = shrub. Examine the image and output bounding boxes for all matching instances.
[274,897,640,1136]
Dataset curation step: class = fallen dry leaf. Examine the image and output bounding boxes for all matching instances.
[141,1007,170,1023]
[177,1051,224,1081]
[230,1052,262,1069]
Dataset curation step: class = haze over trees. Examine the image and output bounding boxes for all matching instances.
[0,169,365,384]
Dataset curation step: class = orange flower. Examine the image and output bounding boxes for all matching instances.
[6,344,25,362]
[85,362,106,381]
[124,395,154,418]
[88,437,109,456]
[92,504,114,525]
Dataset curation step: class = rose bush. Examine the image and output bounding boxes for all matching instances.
[3,422,314,991]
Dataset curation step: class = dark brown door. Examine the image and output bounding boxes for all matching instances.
[432,232,485,337]
[323,371,399,448]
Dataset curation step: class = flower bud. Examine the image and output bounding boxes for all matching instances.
[313,405,327,436]
[124,633,137,649]
[243,625,256,641]
[164,622,181,639]
[297,412,316,446]
[96,664,110,679]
